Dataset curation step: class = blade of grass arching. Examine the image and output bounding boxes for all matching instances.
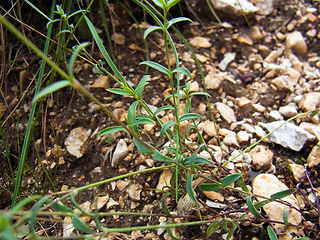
[115,0,150,70]
[99,0,116,62]
[24,0,51,21]
[84,15,126,83]
[10,0,57,207]
[204,0,221,23]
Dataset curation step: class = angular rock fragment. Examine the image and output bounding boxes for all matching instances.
[216,102,237,123]
[111,139,128,167]
[65,127,91,158]
[262,121,315,151]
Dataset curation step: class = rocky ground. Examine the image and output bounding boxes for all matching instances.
[1,0,320,239]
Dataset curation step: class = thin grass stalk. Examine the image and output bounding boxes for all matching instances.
[10,0,57,207]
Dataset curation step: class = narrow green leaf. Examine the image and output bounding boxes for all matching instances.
[206,220,221,237]
[30,196,50,233]
[227,224,237,240]
[152,0,166,8]
[199,183,222,192]
[107,88,132,96]
[67,9,87,19]
[135,75,150,98]
[72,214,93,233]
[184,125,195,140]
[160,121,176,138]
[186,175,197,204]
[161,193,172,216]
[85,16,125,82]
[254,199,270,209]
[238,176,250,193]
[283,208,289,225]
[32,80,70,104]
[167,0,180,9]
[166,219,181,240]
[295,238,310,240]
[133,137,154,155]
[167,17,192,29]
[309,110,318,118]
[140,61,169,75]
[68,42,90,78]
[144,26,164,39]
[221,173,242,188]
[179,113,202,122]
[171,67,192,78]
[246,196,264,220]
[189,92,211,97]
[132,119,155,126]
[153,150,174,162]
[154,105,175,115]
[270,189,296,200]
[267,225,278,240]
[51,201,73,212]
[184,156,214,166]
[98,126,126,137]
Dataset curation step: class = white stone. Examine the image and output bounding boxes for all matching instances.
[271,75,294,92]
[210,0,257,17]
[219,52,236,71]
[236,97,251,107]
[262,121,315,151]
[216,102,237,124]
[289,163,306,183]
[65,127,91,158]
[279,104,298,118]
[286,31,307,56]
[252,103,266,112]
[189,37,211,48]
[128,184,142,201]
[203,120,218,137]
[249,145,273,170]
[252,174,302,239]
[189,81,200,93]
[228,149,243,163]
[205,71,224,90]
[251,0,275,15]
[237,131,249,142]
[242,123,256,133]
[111,139,129,167]
[269,110,283,120]
[223,132,239,147]
[298,92,320,112]
[299,122,320,141]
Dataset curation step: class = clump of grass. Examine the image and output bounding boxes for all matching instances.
[0,1,316,239]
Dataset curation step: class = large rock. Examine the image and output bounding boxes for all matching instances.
[210,0,257,17]
[252,174,302,240]
[262,121,315,151]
